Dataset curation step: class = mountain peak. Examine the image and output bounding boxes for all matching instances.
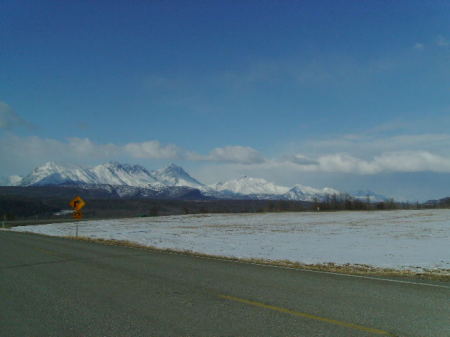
[153,164,203,188]
[286,184,341,201]
[101,161,149,173]
[21,161,89,186]
[104,161,123,167]
[41,161,58,167]
[167,163,181,169]
[103,161,132,169]
[36,161,67,170]
[163,163,185,173]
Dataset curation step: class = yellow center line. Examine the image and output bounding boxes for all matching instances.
[219,294,396,336]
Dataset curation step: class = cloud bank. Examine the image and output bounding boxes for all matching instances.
[204,146,265,164]
[0,135,267,174]
[124,141,184,160]
[2,133,450,176]
[283,151,450,174]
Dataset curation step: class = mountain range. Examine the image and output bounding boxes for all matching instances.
[1,162,388,202]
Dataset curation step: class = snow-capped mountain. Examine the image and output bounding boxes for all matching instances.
[18,162,163,188]
[4,161,388,202]
[19,162,97,186]
[90,162,162,188]
[14,162,203,190]
[284,184,341,201]
[211,176,290,195]
[205,177,341,201]
[152,163,204,189]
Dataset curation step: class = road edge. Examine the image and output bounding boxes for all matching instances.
[4,229,449,283]
[63,234,450,282]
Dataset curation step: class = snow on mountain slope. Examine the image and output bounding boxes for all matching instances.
[285,184,341,201]
[211,176,290,195]
[18,162,162,188]
[17,162,202,190]
[19,162,97,186]
[10,161,390,202]
[74,183,203,199]
[90,162,162,188]
[151,163,204,188]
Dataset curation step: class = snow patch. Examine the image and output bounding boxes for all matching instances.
[12,209,450,272]
[211,176,290,195]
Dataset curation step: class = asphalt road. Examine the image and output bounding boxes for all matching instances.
[1,230,449,337]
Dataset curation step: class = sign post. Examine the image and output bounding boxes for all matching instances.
[69,196,86,237]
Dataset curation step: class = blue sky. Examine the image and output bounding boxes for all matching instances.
[1,0,450,201]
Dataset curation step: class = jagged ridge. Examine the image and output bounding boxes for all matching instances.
[3,161,387,201]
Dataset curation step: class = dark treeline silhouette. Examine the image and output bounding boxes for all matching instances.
[0,196,59,220]
[312,193,400,211]
[1,186,449,224]
[0,197,310,223]
[0,195,423,224]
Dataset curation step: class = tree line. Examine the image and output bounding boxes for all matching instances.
[1,193,449,222]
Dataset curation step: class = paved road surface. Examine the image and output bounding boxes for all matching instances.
[1,230,449,336]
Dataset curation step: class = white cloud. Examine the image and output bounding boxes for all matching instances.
[3,130,450,178]
[66,138,120,157]
[284,151,450,174]
[0,135,121,163]
[0,135,183,174]
[315,153,376,174]
[0,101,32,130]
[414,42,424,50]
[282,154,318,166]
[303,133,450,157]
[124,140,184,159]
[0,135,265,176]
[205,146,266,164]
[371,151,450,173]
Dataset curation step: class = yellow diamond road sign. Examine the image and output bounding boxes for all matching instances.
[69,196,86,211]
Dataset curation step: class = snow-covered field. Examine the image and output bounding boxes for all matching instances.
[12,209,450,273]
